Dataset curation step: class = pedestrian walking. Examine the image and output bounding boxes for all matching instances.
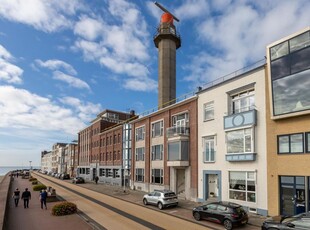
[16,172,19,178]
[21,188,31,208]
[12,188,20,207]
[95,176,99,184]
[39,189,48,209]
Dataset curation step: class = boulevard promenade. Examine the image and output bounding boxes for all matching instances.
[3,174,94,230]
[1,172,267,230]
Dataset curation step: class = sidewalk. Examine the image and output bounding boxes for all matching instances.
[5,175,94,230]
[77,180,267,228]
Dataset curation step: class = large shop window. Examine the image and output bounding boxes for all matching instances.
[135,168,144,182]
[278,133,304,154]
[203,136,215,162]
[151,169,163,184]
[229,171,256,203]
[226,128,253,154]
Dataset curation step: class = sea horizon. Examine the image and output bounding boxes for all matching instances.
[0,166,40,176]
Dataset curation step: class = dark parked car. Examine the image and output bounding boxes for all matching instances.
[72,177,85,184]
[262,212,310,230]
[192,201,248,230]
[60,174,70,180]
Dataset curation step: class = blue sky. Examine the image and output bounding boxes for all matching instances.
[0,0,309,167]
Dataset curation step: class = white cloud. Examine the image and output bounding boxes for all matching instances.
[35,59,77,75]
[72,1,152,92]
[0,45,23,84]
[74,16,104,41]
[123,78,157,92]
[175,0,209,20]
[59,96,101,121]
[183,0,310,86]
[73,39,108,61]
[0,86,100,135]
[53,71,90,90]
[0,0,85,32]
[99,57,149,78]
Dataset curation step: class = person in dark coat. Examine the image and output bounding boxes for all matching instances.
[21,188,31,208]
[95,176,99,184]
[13,188,20,207]
[39,189,48,209]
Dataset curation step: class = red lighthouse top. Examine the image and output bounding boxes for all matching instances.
[161,12,174,25]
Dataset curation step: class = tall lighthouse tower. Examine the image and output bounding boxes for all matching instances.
[154,2,181,109]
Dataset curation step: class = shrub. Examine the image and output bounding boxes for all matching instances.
[29,177,37,181]
[33,184,47,191]
[52,202,77,216]
[32,180,38,185]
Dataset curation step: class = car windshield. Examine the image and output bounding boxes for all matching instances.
[164,192,176,197]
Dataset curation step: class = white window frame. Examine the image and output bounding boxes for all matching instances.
[151,144,163,160]
[135,147,145,161]
[203,136,216,162]
[226,127,254,154]
[135,168,144,182]
[151,168,163,184]
[204,101,214,121]
[135,126,145,141]
[231,89,255,114]
[151,120,164,138]
[229,171,256,203]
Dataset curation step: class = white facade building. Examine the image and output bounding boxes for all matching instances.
[197,62,268,215]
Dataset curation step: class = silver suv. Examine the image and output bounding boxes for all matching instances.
[143,190,178,209]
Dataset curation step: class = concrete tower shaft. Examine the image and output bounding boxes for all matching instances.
[154,12,181,109]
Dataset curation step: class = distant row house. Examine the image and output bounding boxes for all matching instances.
[41,27,310,217]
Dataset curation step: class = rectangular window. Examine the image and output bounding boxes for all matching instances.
[229,171,256,203]
[152,121,163,137]
[107,169,113,177]
[135,168,144,182]
[99,168,106,177]
[278,133,304,154]
[172,113,189,127]
[151,169,163,184]
[226,128,253,154]
[135,147,145,161]
[231,89,255,114]
[306,132,310,153]
[204,101,214,121]
[152,144,163,160]
[136,126,145,141]
[203,136,215,162]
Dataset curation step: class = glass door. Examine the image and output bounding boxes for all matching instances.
[280,176,305,215]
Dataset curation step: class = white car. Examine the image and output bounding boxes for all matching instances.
[143,190,178,210]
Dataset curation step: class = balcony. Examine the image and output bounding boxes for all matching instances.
[225,153,257,162]
[224,109,257,130]
[167,141,189,167]
[166,126,190,139]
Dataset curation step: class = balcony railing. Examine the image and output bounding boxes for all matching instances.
[166,126,190,138]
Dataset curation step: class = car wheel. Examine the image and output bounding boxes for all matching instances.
[193,212,201,221]
[223,219,233,230]
[157,202,163,210]
[143,199,148,205]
